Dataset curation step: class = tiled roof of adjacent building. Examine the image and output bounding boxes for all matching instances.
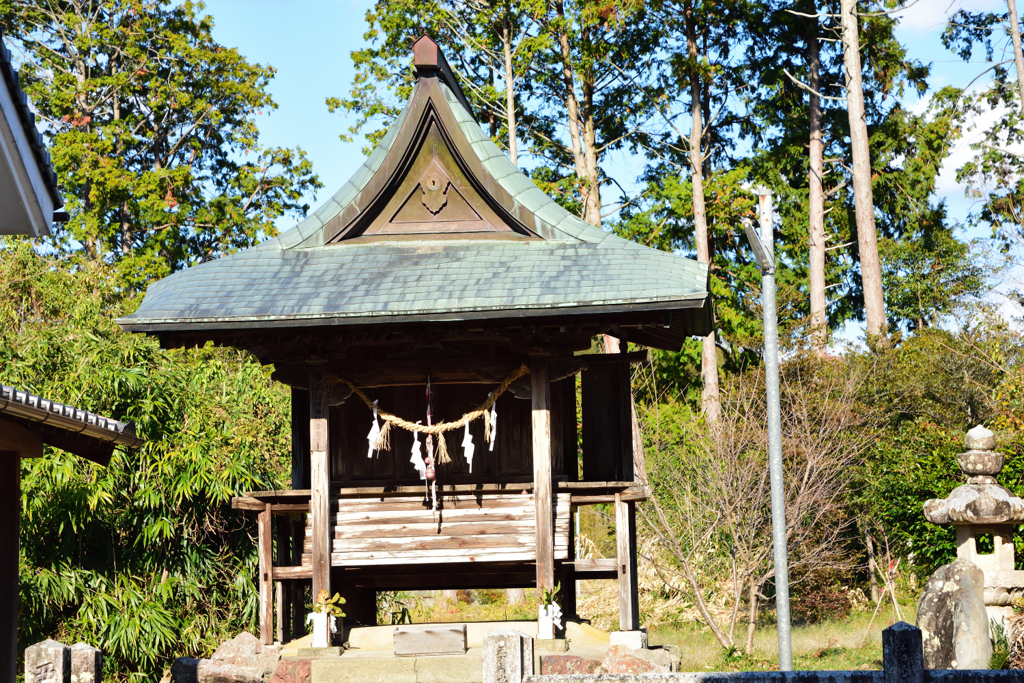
[0,384,144,466]
[0,384,141,444]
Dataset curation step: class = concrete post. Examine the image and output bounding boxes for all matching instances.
[483,629,533,683]
[24,640,69,683]
[883,622,924,683]
[70,643,101,683]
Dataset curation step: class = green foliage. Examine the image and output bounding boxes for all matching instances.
[311,591,347,618]
[1,0,321,283]
[990,619,1009,669]
[943,8,1024,261]
[328,0,549,154]
[879,224,988,333]
[1,240,290,681]
[540,582,561,606]
[376,591,414,625]
[617,169,763,394]
[854,324,1024,575]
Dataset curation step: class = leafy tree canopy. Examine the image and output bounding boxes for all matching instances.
[1,0,321,286]
[2,239,290,680]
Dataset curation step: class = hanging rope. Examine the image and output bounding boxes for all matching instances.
[325,364,530,464]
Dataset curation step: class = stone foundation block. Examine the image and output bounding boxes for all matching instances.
[70,642,102,683]
[609,630,647,650]
[539,654,598,675]
[25,640,70,683]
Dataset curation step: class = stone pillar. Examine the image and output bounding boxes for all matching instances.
[70,643,102,683]
[883,622,923,683]
[482,629,533,683]
[24,640,69,683]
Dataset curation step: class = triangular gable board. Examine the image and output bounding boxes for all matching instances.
[361,121,509,236]
[322,39,541,243]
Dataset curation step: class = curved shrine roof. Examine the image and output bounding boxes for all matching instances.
[118,38,711,349]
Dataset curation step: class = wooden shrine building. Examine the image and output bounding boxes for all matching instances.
[118,37,712,645]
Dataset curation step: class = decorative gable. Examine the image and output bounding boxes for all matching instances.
[321,37,539,243]
[352,121,515,237]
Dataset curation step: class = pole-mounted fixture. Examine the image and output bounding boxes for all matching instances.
[742,218,773,275]
[743,190,792,672]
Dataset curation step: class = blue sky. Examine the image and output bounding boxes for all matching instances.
[198,0,1017,339]
[201,0,1008,230]
[201,0,376,217]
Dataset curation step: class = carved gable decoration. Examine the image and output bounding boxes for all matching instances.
[360,122,503,237]
[323,66,537,242]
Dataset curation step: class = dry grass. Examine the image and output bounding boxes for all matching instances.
[392,589,540,624]
[650,598,918,671]
[388,581,917,673]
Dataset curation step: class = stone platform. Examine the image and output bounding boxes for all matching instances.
[281,621,613,683]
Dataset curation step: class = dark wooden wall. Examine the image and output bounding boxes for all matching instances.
[285,369,632,487]
[580,365,633,482]
[328,381,577,484]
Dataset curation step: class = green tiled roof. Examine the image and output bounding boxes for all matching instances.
[118,76,709,336]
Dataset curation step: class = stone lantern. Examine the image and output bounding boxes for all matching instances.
[924,425,1024,624]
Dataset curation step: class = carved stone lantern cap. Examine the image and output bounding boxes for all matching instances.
[924,424,1024,526]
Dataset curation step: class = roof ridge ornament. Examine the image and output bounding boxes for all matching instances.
[413,35,475,121]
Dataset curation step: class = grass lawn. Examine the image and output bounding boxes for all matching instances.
[388,588,918,672]
[650,600,918,671]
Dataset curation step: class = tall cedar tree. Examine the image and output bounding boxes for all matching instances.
[617,0,760,412]
[748,0,981,337]
[2,0,321,285]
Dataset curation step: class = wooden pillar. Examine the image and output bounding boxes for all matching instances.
[309,368,332,644]
[290,387,310,638]
[558,504,577,626]
[257,504,273,645]
[289,529,306,639]
[531,357,555,604]
[615,492,639,631]
[0,452,19,683]
[275,515,291,644]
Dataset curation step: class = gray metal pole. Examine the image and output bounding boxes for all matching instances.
[758,191,793,671]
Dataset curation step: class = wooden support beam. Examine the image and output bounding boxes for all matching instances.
[309,367,332,645]
[275,515,292,644]
[615,493,640,631]
[274,565,314,580]
[276,581,285,644]
[290,520,306,638]
[568,558,618,579]
[531,356,554,636]
[0,452,20,683]
[258,503,273,646]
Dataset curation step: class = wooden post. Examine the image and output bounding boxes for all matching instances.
[559,504,577,627]
[290,387,310,638]
[290,528,306,638]
[615,492,639,631]
[275,515,291,644]
[309,368,332,645]
[531,356,554,636]
[258,503,274,645]
[0,452,19,683]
